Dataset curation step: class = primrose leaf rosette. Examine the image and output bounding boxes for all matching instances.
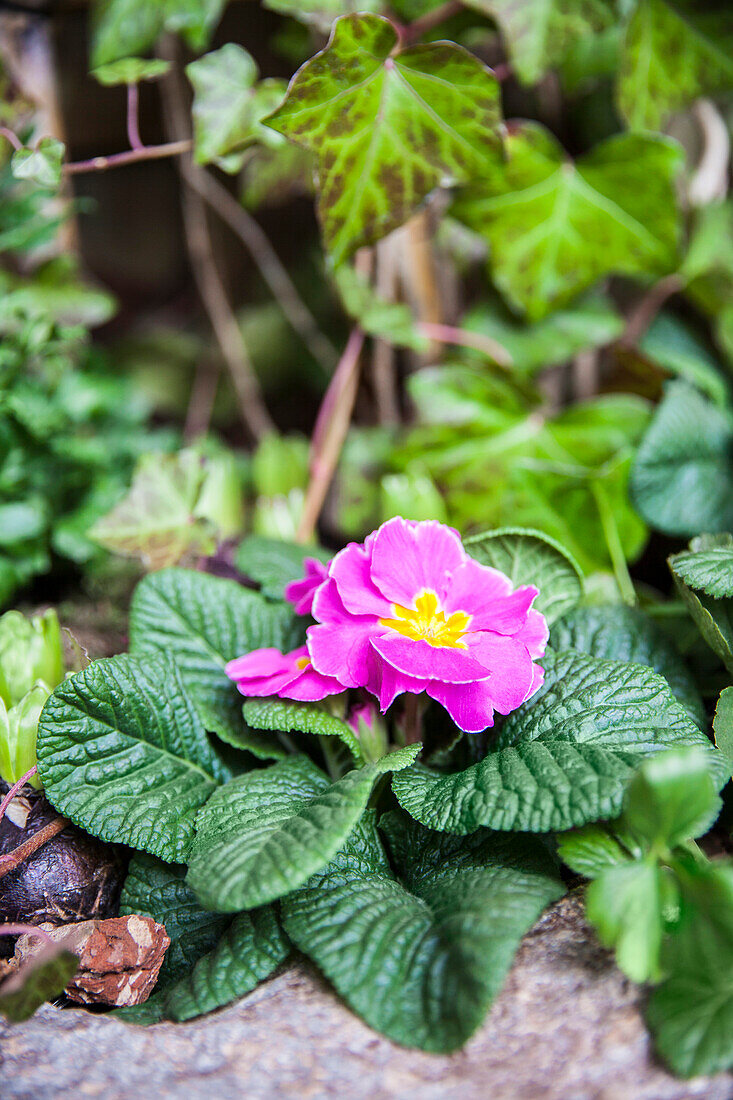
[227,517,547,733]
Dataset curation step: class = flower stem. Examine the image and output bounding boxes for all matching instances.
[417,322,513,367]
[592,480,637,607]
[126,82,143,151]
[64,140,192,175]
[0,923,55,942]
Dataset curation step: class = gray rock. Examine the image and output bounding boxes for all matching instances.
[1,894,731,1100]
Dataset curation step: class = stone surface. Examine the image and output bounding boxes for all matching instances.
[1,894,731,1100]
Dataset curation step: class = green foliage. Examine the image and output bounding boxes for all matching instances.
[11,139,64,191]
[392,650,725,834]
[669,536,733,675]
[92,58,171,85]
[333,264,429,351]
[455,124,682,319]
[0,939,79,1023]
[669,537,733,600]
[266,13,502,263]
[263,0,382,33]
[91,0,226,67]
[243,699,363,763]
[282,812,563,1052]
[37,653,229,862]
[632,384,733,537]
[235,536,330,600]
[714,687,733,772]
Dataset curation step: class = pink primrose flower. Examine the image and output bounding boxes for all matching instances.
[306,517,547,733]
[226,645,344,702]
[284,557,330,616]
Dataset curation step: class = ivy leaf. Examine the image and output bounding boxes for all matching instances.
[668,536,733,600]
[467,0,612,85]
[91,0,225,67]
[243,699,363,764]
[455,123,682,320]
[263,0,383,33]
[333,264,429,352]
[586,858,670,983]
[187,755,392,912]
[714,687,733,774]
[550,604,705,727]
[92,58,171,85]
[464,527,583,626]
[265,13,502,264]
[617,0,733,132]
[187,46,287,174]
[119,853,228,984]
[669,537,733,676]
[631,383,733,537]
[392,650,726,835]
[129,568,297,757]
[11,139,65,191]
[37,653,227,862]
[282,812,563,1052]
[234,536,331,601]
[0,938,79,1023]
[647,861,733,1077]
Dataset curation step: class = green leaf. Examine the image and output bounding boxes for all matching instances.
[0,940,79,1023]
[92,58,171,85]
[11,139,64,190]
[631,384,733,537]
[186,755,388,911]
[714,687,733,774]
[91,0,225,67]
[0,608,63,709]
[637,313,728,408]
[464,526,583,626]
[119,853,228,984]
[463,292,623,377]
[188,46,287,173]
[282,812,563,1052]
[243,699,363,764]
[624,747,720,850]
[668,535,733,599]
[467,0,612,85]
[647,861,733,1077]
[455,123,682,320]
[333,264,429,352]
[129,568,296,756]
[37,653,226,862]
[550,604,705,727]
[265,13,502,264]
[392,650,726,835]
[161,908,289,1022]
[586,858,669,983]
[670,537,733,675]
[617,0,733,132]
[557,823,640,877]
[263,0,382,33]
[234,536,330,601]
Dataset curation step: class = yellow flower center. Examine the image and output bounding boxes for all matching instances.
[295,655,311,670]
[380,590,471,649]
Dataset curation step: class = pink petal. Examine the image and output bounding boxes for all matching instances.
[284,558,329,616]
[463,633,537,713]
[515,608,549,659]
[226,646,302,697]
[370,517,466,607]
[371,631,490,684]
[525,660,545,701]
[444,559,539,634]
[281,665,345,701]
[326,538,392,618]
[426,680,497,734]
[373,663,428,712]
[307,581,379,688]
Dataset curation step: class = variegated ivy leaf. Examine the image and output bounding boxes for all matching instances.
[455,122,682,320]
[265,14,503,265]
[466,0,613,85]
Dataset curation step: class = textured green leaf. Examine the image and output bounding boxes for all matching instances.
[670,537,733,676]
[234,536,330,601]
[465,527,583,626]
[467,0,612,85]
[392,650,726,835]
[714,687,733,774]
[631,384,733,537]
[119,853,228,984]
[187,755,387,911]
[263,0,382,33]
[587,858,669,983]
[668,536,733,600]
[0,941,78,1023]
[550,604,704,727]
[618,0,733,132]
[455,123,682,320]
[129,568,296,756]
[188,46,287,173]
[11,139,64,191]
[243,699,362,763]
[92,0,225,66]
[647,861,733,1077]
[37,653,226,862]
[266,13,502,263]
[282,812,563,1052]
[92,58,170,85]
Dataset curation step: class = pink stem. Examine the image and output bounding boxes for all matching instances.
[0,923,54,943]
[126,82,143,151]
[64,139,191,175]
[310,327,365,458]
[0,127,23,152]
[417,322,513,367]
[0,767,37,825]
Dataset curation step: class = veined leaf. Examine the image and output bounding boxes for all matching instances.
[119,853,228,984]
[129,568,297,758]
[550,604,704,727]
[37,653,227,862]
[392,650,726,835]
[234,536,331,601]
[455,123,682,320]
[669,537,733,676]
[618,0,733,132]
[243,699,363,763]
[265,13,502,264]
[187,755,392,912]
[282,812,563,1052]
[465,526,583,626]
[714,687,733,774]
[668,536,733,600]
[631,384,733,537]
